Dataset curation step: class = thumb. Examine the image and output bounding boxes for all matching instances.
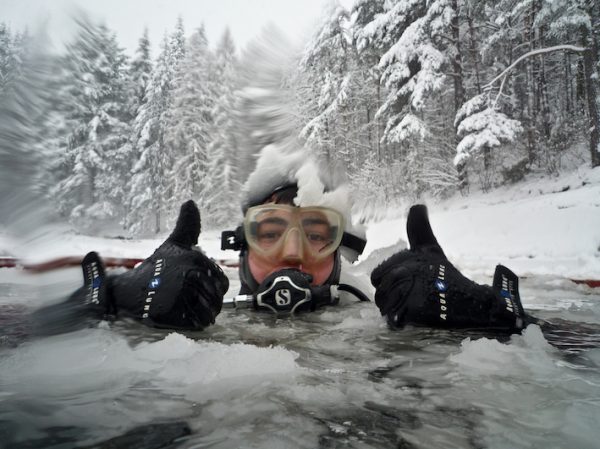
[167,200,201,249]
[406,204,445,257]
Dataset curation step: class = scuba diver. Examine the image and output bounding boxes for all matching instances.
[51,147,528,334]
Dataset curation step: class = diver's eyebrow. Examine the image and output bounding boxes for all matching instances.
[258,217,289,226]
[302,217,329,226]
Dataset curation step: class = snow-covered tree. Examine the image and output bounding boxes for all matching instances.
[0,26,60,227]
[163,25,215,225]
[348,0,463,197]
[299,2,352,165]
[127,28,153,118]
[373,0,452,144]
[204,28,242,227]
[51,17,132,229]
[0,23,26,96]
[351,0,388,161]
[454,93,523,190]
[127,19,186,235]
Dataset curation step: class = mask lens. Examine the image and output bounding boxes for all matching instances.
[254,213,290,250]
[300,210,339,255]
[244,205,344,259]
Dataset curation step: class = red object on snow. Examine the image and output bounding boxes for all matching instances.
[0,256,595,286]
[571,279,600,288]
[0,257,17,268]
[0,256,239,272]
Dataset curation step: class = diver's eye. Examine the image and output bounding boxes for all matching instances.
[255,221,288,248]
[306,232,327,243]
[258,231,283,243]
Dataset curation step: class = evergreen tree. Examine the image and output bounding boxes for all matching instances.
[374,0,450,144]
[163,25,215,226]
[127,19,186,235]
[0,25,58,229]
[0,23,23,96]
[454,93,523,190]
[204,28,241,227]
[51,17,132,230]
[351,0,387,162]
[350,0,460,198]
[128,28,153,118]
[298,2,353,166]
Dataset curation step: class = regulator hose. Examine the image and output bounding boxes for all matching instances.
[338,283,371,302]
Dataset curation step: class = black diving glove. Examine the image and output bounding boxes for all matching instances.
[109,200,229,330]
[370,205,527,333]
[30,251,115,336]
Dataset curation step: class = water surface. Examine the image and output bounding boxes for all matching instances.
[1,267,599,449]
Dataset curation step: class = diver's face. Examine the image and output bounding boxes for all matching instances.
[245,204,341,286]
[248,239,336,286]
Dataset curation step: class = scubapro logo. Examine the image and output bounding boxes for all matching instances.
[275,289,291,306]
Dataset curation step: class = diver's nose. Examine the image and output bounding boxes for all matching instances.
[281,228,303,263]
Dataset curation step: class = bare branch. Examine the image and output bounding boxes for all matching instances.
[484,44,587,90]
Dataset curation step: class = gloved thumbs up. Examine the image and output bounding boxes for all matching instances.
[167,199,201,249]
[406,204,445,257]
[371,205,527,333]
[110,200,229,329]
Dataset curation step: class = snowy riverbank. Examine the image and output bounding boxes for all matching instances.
[363,164,600,282]
[2,165,599,284]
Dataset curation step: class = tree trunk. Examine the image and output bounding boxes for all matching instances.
[376,81,381,163]
[155,209,161,234]
[451,0,465,112]
[452,0,468,191]
[576,58,586,105]
[538,28,551,141]
[564,52,572,114]
[467,15,481,94]
[579,3,600,167]
[582,45,600,167]
[588,0,600,65]
[525,2,539,165]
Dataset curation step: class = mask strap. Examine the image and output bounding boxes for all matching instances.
[221,226,245,251]
[341,232,366,255]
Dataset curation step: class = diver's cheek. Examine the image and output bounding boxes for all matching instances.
[247,251,275,285]
[308,256,335,286]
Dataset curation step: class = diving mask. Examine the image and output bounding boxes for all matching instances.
[243,204,344,261]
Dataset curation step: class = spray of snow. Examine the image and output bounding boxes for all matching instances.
[241,141,365,239]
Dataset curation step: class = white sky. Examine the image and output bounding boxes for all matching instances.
[0,0,355,56]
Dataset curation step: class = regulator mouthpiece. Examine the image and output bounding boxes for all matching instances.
[223,269,369,315]
[255,269,314,314]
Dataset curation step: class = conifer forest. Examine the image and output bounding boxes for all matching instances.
[1,0,599,235]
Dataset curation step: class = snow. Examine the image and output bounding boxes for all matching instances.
[0,161,597,313]
[361,164,600,283]
[454,107,523,166]
[240,142,366,241]
[385,112,428,142]
[3,163,599,286]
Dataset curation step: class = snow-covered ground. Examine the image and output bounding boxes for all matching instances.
[364,164,600,282]
[3,164,598,284]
